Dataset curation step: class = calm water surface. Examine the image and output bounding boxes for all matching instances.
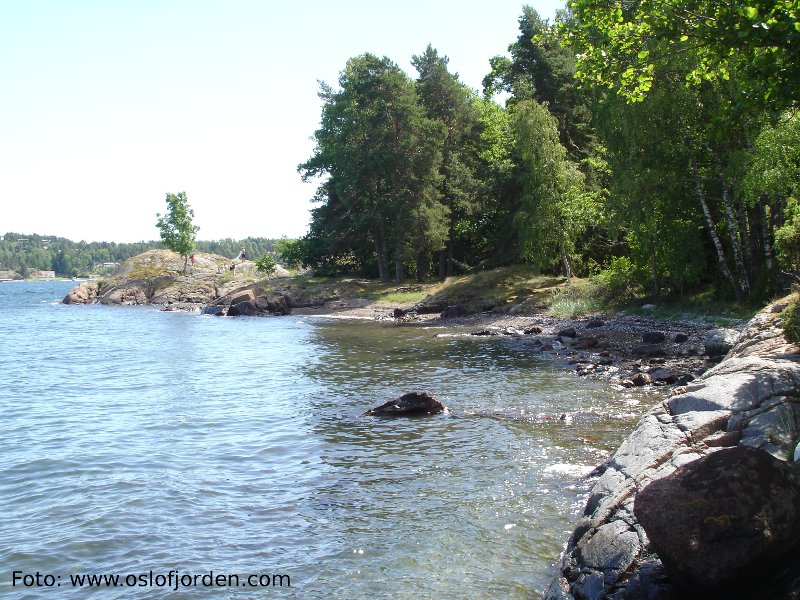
[0,281,654,599]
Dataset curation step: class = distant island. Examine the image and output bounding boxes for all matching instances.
[0,233,282,280]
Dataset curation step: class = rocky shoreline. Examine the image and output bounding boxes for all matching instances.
[63,250,800,597]
[544,301,800,600]
[63,250,745,391]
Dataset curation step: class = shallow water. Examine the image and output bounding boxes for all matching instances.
[0,281,654,598]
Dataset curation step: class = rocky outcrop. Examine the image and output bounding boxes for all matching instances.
[544,302,800,599]
[361,392,446,417]
[62,281,99,304]
[61,250,292,316]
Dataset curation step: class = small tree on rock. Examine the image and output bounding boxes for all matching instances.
[255,253,277,276]
[156,192,199,274]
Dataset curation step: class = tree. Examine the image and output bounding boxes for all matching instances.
[412,45,481,278]
[484,6,596,160]
[155,192,199,274]
[299,54,446,283]
[255,253,277,276]
[512,99,592,277]
[562,0,800,111]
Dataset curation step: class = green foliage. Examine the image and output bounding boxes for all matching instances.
[783,296,800,345]
[592,256,646,304]
[155,192,199,272]
[273,238,303,268]
[775,197,800,272]
[742,112,800,204]
[512,99,592,275]
[255,253,277,275]
[485,6,598,162]
[562,0,800,111]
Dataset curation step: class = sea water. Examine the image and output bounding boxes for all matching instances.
[0,281,651,599]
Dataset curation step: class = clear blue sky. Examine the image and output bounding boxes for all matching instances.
[1,0,564,243]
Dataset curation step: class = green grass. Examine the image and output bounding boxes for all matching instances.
[621,287,759,325]
[548,281,603,317]
[781,293,800,344]
[413,265,566,312]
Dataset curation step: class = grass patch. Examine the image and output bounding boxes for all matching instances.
[128,263,171,280]
[411,265,566,313]
[781,293,800,344]
[547,279,603,317]
[622,288,759,325]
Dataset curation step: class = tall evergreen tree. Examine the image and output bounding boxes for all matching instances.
[299,54,445,282]
[412,45,481,278]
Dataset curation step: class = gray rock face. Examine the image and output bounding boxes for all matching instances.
[544,304,800,599]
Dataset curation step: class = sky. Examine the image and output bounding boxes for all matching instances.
[1,0,565,243]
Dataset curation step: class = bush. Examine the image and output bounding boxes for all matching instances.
[775,198,800,274]
[255,253,277,275]
[783,296,800,345]
[592,256,646,304]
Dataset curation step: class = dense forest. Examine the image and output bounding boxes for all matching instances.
[0,233,278,278]
[292,1,800,304]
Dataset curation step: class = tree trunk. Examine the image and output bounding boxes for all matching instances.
[714,148,750,296]
[760,197,773,272]
[373,219,390,283]
[649,233,659,299]
[691,157,742,302]
[447,238,454,278]
[416,252,428,282]
[437,251,446,281]
[737,194,753,280]
[559,244,573,279]
[395,232,404,283]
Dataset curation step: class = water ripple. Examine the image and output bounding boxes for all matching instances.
[0,282,645,598]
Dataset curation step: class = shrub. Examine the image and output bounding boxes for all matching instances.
[255,253,277,275]
[783,296,800,345]
[592,256,646,304]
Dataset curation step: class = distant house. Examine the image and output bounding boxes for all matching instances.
[37,270,56,278]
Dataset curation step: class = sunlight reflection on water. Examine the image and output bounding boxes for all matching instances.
[0,281,657,598]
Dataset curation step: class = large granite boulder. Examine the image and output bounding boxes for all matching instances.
[362,392,446,417]
[704,328,739,356]
[634,445,800,593]
[62,282,99,304]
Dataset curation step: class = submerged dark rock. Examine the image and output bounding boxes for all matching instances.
[642,331,666,344]
[361,392,446,417]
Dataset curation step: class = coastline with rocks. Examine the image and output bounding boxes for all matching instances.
[63,250,800,597]
[63,249,744,392]
[544,301,800,600]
